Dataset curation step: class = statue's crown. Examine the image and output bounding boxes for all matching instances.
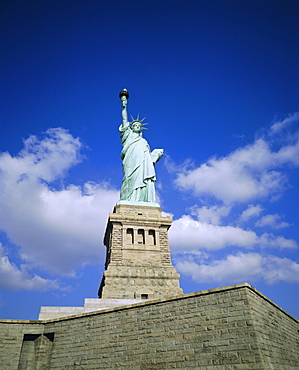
[130,115,149,130]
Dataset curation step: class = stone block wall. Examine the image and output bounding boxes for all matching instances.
[0,283,298,369]
[246,288,298,367]
[0,321,44,369]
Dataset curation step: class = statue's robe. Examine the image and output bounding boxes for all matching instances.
[119,124,156,202]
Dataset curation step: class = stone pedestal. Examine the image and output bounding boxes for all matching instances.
[98,204,183,300]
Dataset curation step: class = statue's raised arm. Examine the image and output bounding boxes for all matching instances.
[117,89,163,207]
[120,89,129,128]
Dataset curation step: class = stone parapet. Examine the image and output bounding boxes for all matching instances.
[38,298,144,320]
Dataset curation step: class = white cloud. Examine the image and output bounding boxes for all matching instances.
[175,139,286,203]
[176,252,262,284]
[170,114,299,257]
[175,252,299,285]
[255,214,291,229]
[239,204,264,222]
[169,215,257,251]
[1,127,82,183]
[0,244,59,291]
[275,136,299,166]
[262,255,299,284]
[169,215,297,252]
[190,205,231,225]
[259,233,297,249]
[270,113,299,134]
[174,114,299,204]
[0,128,119,276]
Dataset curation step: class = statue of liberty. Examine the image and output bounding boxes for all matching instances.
[118,89,163,206]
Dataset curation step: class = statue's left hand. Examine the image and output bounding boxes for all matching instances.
[151,149,164,163]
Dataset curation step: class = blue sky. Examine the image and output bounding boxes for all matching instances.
[1,0,299,320]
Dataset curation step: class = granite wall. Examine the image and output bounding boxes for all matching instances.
[1,283,298,369]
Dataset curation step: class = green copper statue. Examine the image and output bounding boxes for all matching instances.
[117,89,163,206]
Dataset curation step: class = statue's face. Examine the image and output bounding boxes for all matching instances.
[131,122,142,133]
